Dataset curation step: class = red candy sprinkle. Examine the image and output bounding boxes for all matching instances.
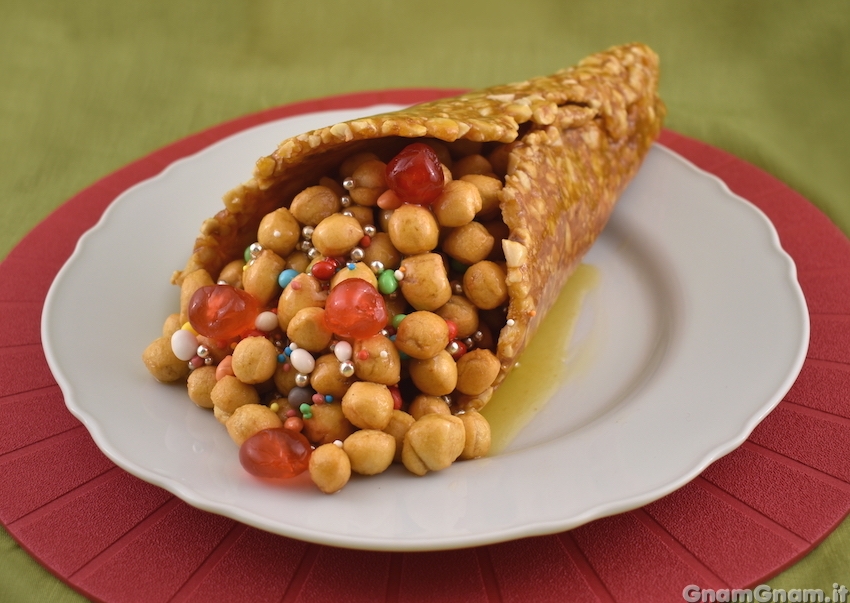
[385,143,445,206]
[389,386,403,410]
[449,339,468,360]
[188,284,262,340]
[323,278,389,339]
[445,319,458,341]
[239,428,312,479]
[311,259,338,281]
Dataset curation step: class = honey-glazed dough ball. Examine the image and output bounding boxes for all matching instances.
[162,313,182,339]
[434,295,479,339]
[462,260,508,310]
[186,365,217,408]
[483,220,510,261]
[408,394,451,420]
[225,403,284,446]
[442,222,495,266]
[394,311,449,360]
[285,250,311,273]
[289,185,341,226]
[311,214,364,257]
[348,159,387,206]
[217,259,246,288]
[343,429,396,475]
[242,249,285,306]
[409,350,457,397]
[310,353,356,399]
[211,375,260,414]
[353,334,401,385]
[330,262,378,289]
[231,336,278,384]
[286,307,333,353]
[343,205,375,228]
[431,180,482,228]
[451,154,494,179]
[341,381,394,430]
[309,443,351,494]
[273,361,298,396]
[399,253,452,312]
[257,207,301,256]
[302,402,356,446]
[339,152,381,178]
[142,336,190,383]
[402,413,466,476]
[277,273,327,329]
[179,269,214,324]
[383,410,415,463]
[461,174,503,221]
[455,348,501,396]
[361,232,401,270]
[387,204,439,255]
[458,410,491,460]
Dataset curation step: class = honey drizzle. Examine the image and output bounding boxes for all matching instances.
[481,264,600,454]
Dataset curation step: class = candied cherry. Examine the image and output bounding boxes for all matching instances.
[323,278,388,340]
[385,143,444,206]
[188,284,262,340]
[239,428,312,479]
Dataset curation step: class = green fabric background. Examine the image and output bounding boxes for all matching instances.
[1,0,847,600]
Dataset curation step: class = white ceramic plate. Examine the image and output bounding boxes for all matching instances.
[42,105,809,551]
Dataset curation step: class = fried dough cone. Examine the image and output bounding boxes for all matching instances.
[173,43,665,406]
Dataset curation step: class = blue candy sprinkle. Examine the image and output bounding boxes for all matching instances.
[278,268,300,289]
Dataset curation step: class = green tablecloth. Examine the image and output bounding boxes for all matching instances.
[1,1,847,600]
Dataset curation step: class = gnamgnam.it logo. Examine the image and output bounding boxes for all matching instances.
[682,583,849,603]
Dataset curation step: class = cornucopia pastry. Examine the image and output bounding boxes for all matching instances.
[142,43,665,493]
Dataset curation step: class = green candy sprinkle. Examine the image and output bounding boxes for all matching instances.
[392,314,406,329]
[377,269,398,294]
[299,403,313,420]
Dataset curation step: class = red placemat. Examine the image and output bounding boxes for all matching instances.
[2,90,849,603]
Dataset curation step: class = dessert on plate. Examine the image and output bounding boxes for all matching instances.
[142,43,665,493]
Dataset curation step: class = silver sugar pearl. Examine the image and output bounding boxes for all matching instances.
[248,242,263,257]
[463,337,475,348]
[339,360,355,378]
[473,330,484,341]
[340,195,352,207]
[441,395,452,405]
[369,260,384,274]
[196,345,210,358]
[350,247,365,262]
[342,177,355,190]
[341,209,354,218]
[380,328,390,337]
[452,282,464,295]
[446,341,461,355]
[301,225,314,240]
[363,224,377,237]
[204,357,213,366]
[294,372,310,387]
[307,247,322,260]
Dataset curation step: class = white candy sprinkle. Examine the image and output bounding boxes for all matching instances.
[170,329,198,361]
[333,340,353,362]
[506,319,515,326]
[333,439,344,448]
[255,311,279,332]
[394,269,404,281]
[289,348,316,374]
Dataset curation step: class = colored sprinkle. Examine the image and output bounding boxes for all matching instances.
[299,403,313,419]
[324,395,333,403]
[278,268,300,289]
[392,314,406,329]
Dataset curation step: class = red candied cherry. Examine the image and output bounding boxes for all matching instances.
[385,143,445,206]
[188,284,262,340]
[323,278,389,340]
[239,428,312,479]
